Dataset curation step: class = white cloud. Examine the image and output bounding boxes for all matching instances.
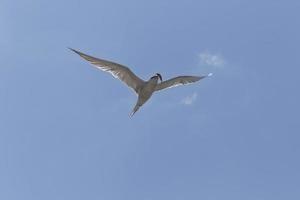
[198,52,225,67]
[182,92,198,105]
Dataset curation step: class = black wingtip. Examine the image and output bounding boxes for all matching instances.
[68,47,78,54]
[68,47,85,56]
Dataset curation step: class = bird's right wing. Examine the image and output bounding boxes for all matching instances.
[155,74,212,91]
[70,48,145,94]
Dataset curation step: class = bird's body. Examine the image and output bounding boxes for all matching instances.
[69,48,212,116]
[132,76,159,116]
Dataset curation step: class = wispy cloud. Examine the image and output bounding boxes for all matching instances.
[182,92,198,105]
[198,52,225,68]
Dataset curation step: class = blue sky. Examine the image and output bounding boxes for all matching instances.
[1,0,300,199]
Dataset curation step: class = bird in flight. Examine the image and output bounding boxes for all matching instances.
[69,48,212,116]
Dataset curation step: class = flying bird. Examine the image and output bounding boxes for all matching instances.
[69,48,212,116]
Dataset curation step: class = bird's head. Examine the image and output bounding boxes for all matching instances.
[150,73,162,82]
[156,73,162,82]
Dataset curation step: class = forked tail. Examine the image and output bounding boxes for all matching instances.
[130,104,141,117]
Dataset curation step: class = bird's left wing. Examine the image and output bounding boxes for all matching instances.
[69,48,145,94]
[155,74,212,91]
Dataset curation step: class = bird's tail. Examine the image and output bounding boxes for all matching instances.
[130,104,140,117]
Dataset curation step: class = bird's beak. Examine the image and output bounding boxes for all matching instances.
[156,73,162,82]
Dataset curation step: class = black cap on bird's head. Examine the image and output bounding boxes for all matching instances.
[156,73,162,81]
[150,73,162,82]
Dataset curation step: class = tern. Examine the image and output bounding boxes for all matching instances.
[70,48,212,116]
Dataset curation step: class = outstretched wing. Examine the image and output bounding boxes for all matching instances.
[70,48,145,94]
[155,74,212,91]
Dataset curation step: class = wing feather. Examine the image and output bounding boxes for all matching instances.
[70,48,144,94]
[155,75,209,91]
